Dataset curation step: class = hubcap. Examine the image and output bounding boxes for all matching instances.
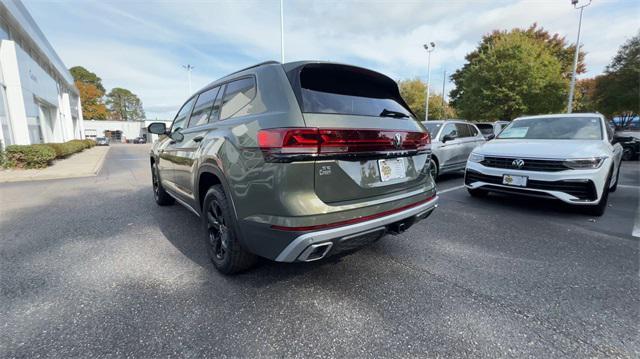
[207,200,228,260]
[430,160,438,179]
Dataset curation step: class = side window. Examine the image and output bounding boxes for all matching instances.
[441,123,458,140]
[171,97,196,132]
[467,124,479,137]
[209,84,226,122]
[220,77,256,120]
[455,123,471,137]
[187,87,220,128]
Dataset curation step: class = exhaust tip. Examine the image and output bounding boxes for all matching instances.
[298,242,333,262]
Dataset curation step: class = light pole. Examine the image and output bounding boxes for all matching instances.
[183,64,194,95]
[567,0,591,113]
[423,42,435,122]
[441,67,446,118]
[280,0,285,63]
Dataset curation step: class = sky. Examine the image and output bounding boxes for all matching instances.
[24,0,640,120]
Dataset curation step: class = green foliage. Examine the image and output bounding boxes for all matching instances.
[4,144,57,169]
[106,87,146,121]
[595,32,639,128]
[69,66,105,92]
[450,28,568,120]
[3,139,97,168]
[398,78,456,121]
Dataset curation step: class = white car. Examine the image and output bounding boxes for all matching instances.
[464,113,623,216]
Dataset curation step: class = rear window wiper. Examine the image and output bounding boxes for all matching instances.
[379,109,409,118]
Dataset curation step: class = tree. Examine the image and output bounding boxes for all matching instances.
[106,88,145,121]
[70,66,108,120]
[70,66,105,92]
[398,78,456,121]
[595,32,640,129]
[450,28,568,121]
[573,78,598,112]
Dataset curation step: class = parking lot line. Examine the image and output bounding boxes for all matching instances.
[438,185,465,194]
[618,184,639,189]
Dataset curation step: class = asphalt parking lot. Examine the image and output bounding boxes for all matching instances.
[1,144,638,358]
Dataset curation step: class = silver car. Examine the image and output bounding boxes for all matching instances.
[423,120,485,178]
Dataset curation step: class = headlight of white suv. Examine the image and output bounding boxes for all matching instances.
[468,153,484,163]
[563,157,606,169]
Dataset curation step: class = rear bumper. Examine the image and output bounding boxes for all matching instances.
[273,195,438,262]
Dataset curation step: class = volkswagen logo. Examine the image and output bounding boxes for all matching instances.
[393,133,403,149]
[512,159,525,169]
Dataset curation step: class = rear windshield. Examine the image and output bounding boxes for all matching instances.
[475,124,494,135]
[297,65,413,118]
[498,117,603,140]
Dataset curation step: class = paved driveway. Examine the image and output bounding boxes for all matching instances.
[1,144,638,357]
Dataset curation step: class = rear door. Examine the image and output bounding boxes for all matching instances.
[289,64,430,203]
[466,124,485,155]
[437,123,464,171]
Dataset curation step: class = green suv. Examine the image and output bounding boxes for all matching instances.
[148,61,438,274]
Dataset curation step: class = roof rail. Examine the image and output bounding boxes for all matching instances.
[224,61,280,78]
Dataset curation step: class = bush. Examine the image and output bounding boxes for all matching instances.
[4,144,57,169]
[46,141,86,158]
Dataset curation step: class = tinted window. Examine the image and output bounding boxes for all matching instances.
[172,97,196,132]
[476,124,494,135]
[498,117,603,140]
[210,84,225,122]
[441,123,458,140]
[455,123,471,137]
[468,124,479,136]
[298,65,413,118]
[220,78,256,120]
[188,87,220,128]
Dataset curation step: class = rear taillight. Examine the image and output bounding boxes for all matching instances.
[257,128,430,162]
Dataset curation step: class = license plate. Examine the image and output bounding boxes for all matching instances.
[378,158,406,182]
[503,174,527,187]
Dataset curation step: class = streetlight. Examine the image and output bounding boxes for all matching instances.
[280,0,285,63]
[423,42,435,122]
[567,0,591,113]
[183,64,194,95]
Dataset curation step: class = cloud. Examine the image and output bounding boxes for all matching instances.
[24,0,639,119]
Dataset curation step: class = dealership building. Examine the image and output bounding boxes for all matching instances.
[0,0,84,149]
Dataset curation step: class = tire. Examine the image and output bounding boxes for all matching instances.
[585,170,611,217]
[202,185,256,274]
[152,163,174,206]
[429,158,439,180]
[610,163,620,193]
[467,187,488,197]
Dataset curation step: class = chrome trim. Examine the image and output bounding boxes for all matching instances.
[167,192,201,217]
[274,195,439,262]
[298,242,334,262]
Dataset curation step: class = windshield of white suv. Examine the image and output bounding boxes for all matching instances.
[475,124,494,135]
[498,117,603,140]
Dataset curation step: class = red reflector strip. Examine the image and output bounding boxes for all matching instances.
[271,195,436,232]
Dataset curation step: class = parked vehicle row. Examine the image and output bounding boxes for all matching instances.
[147,61,624,274]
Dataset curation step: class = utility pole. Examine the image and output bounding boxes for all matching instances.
[280,0,285,63]
[423,42,435,121]
[183,64,194,95]
[441,67,446,119]
[567,0,591,113]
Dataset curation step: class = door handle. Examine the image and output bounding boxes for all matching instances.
[193,136,204,143]
[169,140,176,145]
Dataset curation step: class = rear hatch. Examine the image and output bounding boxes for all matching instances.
[286,63,430,203]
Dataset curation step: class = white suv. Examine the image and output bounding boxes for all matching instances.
[464,113,623,216]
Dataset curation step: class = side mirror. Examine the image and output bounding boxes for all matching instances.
[442,134,455,143]
[148,122,167,135]
[487,134,495,140]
